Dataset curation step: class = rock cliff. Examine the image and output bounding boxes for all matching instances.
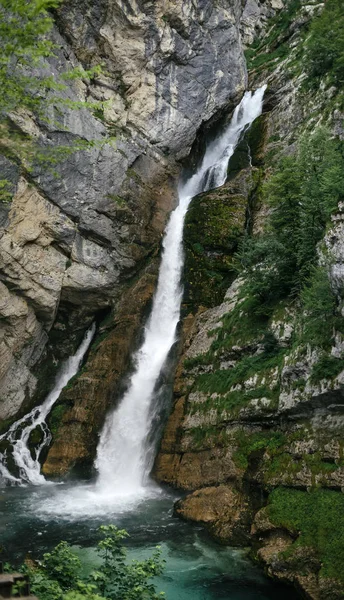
[155,2,344,598]
[1,0,258,432]
[3,0,343,596]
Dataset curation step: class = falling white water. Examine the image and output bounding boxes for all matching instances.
[95,86,267,498]
[0,324,95,486]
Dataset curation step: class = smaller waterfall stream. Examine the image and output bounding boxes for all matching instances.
[0,324,95,485]
[95,86,267,499]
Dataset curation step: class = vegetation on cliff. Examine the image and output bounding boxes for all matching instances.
[0,0,103,201]
[237,127,344,316]
[158,5,344,599]
[306,0,344,88]
[268,488,344,583]
[0,0,60,117]
[246,0,344,96]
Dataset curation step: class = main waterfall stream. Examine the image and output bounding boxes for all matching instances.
[95,85,268,499]
[0,87,298,599]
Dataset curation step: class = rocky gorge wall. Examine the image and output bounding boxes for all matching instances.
[4,1,344,597]
[0,1,272,445]
[155,2,344,599]
[0,0,286,471]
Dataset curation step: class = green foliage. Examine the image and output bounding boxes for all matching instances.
[0,0,106,202]
[213,296,272,352]
[41,542,81,591]
[236,128,344,325]
[310,354,344,384]
[195,344,284,396]
[0,0,102,118]
[91,525,164,600]
[189,385,279,419]
[235,234,294,312]
[0,0,60,117]
[30,573,64,600]
[28,525,164,600]
[245,44,289,72]
[233,430,286,470]
[305,0,344,87]
[300,266,338,349]
[267,487,344,581]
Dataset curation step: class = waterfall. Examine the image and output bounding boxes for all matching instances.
[95,86,267,497]
[0,324,95,485]
[0,86,266,500]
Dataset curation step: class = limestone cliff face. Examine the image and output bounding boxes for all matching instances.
[57,0,248,158]
[0,0,255,426]
[155,2,344,598]
[1,0,288,473]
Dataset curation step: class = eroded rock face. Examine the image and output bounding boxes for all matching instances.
[57,0,248,158]
[240,0,284,46]
[175,484,251,544]
[43,260,159,476]
[0,0,252,422]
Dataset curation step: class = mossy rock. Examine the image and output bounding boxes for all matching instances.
[28,425,44,448]
[227,114,268,180]
[184,188,247,311]
[245,113,269,167]
[47,402,70,436]
[226,137,251,178]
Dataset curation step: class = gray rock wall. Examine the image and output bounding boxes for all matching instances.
[1,0,269,421]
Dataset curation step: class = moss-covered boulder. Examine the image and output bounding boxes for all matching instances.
[227,113,268,180]
[183,168,259,311]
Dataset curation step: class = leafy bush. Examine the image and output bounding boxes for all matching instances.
[28,525,164,600]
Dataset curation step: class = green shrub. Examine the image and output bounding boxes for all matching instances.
[300,266,338,349]
[236,128,344,323]
[27,525,165,600]
[311,355,344,383]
